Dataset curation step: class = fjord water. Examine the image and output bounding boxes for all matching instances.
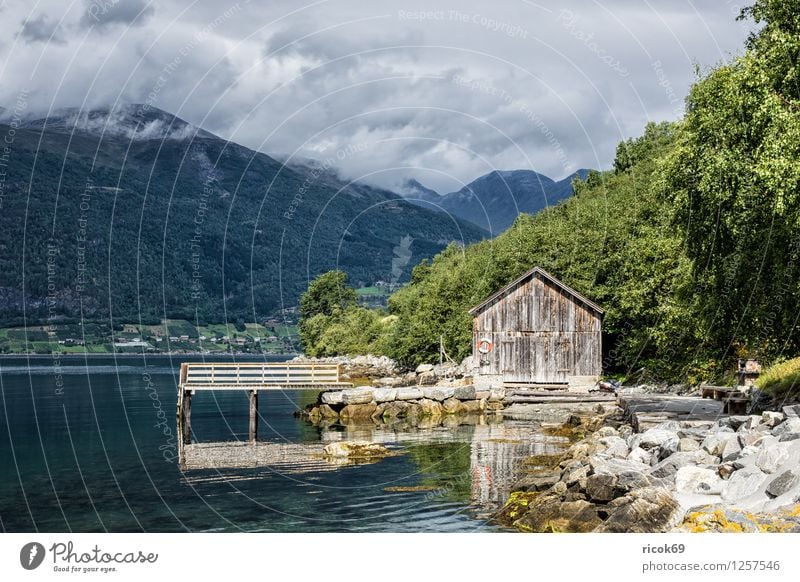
[0,355,564,532]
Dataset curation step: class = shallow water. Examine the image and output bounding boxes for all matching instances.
[0,355,566,532]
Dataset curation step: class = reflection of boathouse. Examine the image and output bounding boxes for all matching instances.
[469,423,567,509]
[470,267,603,388]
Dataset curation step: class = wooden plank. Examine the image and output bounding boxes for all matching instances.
[182,390,192,445]
[249,390,258,444]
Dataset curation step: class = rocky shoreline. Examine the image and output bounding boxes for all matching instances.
[296,384,506,428]
[496,404,800,532]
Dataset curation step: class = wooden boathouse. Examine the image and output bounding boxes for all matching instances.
[469,267,603,388]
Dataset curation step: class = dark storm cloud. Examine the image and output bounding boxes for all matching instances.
[18,14,65,44]
[79,0,155,29]
[0,0,755,193]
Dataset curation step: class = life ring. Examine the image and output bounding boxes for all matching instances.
[477,337,493,354]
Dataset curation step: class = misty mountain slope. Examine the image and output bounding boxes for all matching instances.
[0,106,486,325]
[406,169,590,234]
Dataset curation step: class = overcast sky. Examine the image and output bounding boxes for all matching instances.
[0,0,754,193]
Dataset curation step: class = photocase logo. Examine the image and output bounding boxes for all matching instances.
[20,542,46,570]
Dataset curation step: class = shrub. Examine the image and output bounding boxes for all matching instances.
[757,357,800,399]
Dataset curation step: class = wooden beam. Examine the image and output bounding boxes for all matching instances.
[182,390,192,445]
[249,390,258,444]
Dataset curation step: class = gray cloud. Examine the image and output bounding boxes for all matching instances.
[18,14,65,44]
[79,0,155,29]
[0,0,754,194]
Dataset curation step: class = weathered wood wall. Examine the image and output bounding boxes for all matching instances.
[472,273,602,383]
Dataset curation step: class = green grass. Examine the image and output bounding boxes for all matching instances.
[757,357,800,399]
[356,286,388,297]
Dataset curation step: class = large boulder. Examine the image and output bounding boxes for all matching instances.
[341,388,374,404]
[422,386,456,402]
[589,456,650,477]
[452,386,477,400]
[371,387,398,403]
[766,470,800,498]
[323,441,391,459]
[755,444,789,474]
[512,496,603,533]
[415,363,435,374]
[595,487,684,533]
[338,402,378,422]
[416,370,438,386]
[675,466,724,495]
[701,431,737,456]
[722,467,767,503]
[418,398,443,417]
[514,471,561,492]
[372,377,405,388]
[395,387,423,401]
[382,401,411,419]
[599,436,630,459]
[773,418,800,436]
[321,390,344,405]
[648,452,696,479]
[586,474,626,502]
[442,398,468,414]
[631,428,678,451]
[762,411,785,428]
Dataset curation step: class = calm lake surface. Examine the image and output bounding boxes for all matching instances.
[0,355,565,532]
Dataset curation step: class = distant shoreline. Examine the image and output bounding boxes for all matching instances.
[0,352,299,359]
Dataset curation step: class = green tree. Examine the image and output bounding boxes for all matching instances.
[661,0,800,364]
[298,270,358,352]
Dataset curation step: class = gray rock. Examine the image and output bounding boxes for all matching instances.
[773,418,800,436]
[594,487,684,533]
[416,371,438,386]
[586,474,624,502]
[422,386,456,401]
[721,415,752,430]
[627,446,652,465]
[563,463,590,487]
[452,386,476,400]
[675,466,724,495]
[762,411,785,428]
[488,388,506,402]
[765,470,800,498]
[596,426,619,438]
[702,432,737,456]
[678,437,700,452]
[341,388,374,404]
[721,436,742,461]
[648,452,696,478]
[633,428,679,451]
[599,436,629,459]
[415,364,435,373]
[395,387,423,401]
[722,467,767,502]
[515,471,561,492]
[783,405,800,418]
[321,390,344,405]
[779,433,800,442]
[736,415,763,433]
[372,376,405,388]
[589,456,650,477]
[371,387,398,402]
[755,445,789,474]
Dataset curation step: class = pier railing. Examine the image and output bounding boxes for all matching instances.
[179,362,352,391]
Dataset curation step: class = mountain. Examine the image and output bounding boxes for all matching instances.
[405,169,590,234]
[0,105,486,326]
[401,178,441,206]
[15,104,219,141]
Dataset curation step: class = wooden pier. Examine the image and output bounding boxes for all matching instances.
[177,362,352,450]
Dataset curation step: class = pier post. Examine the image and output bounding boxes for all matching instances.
[249,389,258,444]
[182,390,192,445]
